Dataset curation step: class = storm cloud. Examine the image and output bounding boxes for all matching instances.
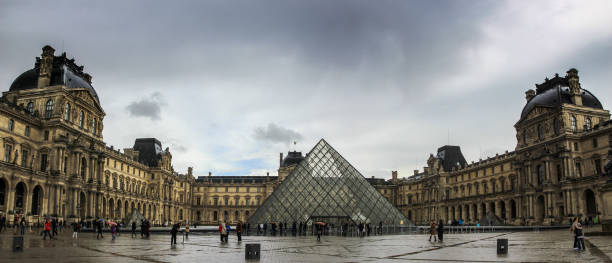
[1,0,611,178]
[126,92,166,120]
[254,123,303,144]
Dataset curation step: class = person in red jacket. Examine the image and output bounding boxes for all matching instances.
[43,219,52,240]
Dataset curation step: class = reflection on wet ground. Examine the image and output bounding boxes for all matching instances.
[0,227,610,262]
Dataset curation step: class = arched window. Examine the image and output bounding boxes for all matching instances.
[79,111,84,128]
[537,123,543,140]
[570,115,577,132]
[45,99,54,118]
[586,117,592,130]
[64,103,71,121]
[92,118,97,135]
[26,102,34,114]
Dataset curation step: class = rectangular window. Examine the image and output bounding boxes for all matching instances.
[4,145,12,162]
[236,187,239,192]
[64,157,68,173]
[44,130,49,141]
[595,159,602,175]
[593,138,598,148]
[225,187,228,192]
[556,164,562,182]
[8,119,14,131]
[196,197,201,205]
[21,150,28,167]
[574,142,579,151]
[41,154,48,172]
[576,162,582,177]
[25,126,30,137]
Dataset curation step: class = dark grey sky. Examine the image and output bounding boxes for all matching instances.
[1,0,611,178]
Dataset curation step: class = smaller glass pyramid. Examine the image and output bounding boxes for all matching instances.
[248,139,411,227]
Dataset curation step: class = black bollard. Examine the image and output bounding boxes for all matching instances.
[13,236,24,252]
[497,239,508,254]
[246,243,261,260]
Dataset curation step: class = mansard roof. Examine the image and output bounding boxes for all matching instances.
[520,69,603,119]
[9,47,99,103]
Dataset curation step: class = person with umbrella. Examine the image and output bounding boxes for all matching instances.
[315,222,325,241]
[170,222,180,246]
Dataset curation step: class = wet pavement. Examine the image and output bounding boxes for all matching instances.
[0,227,610,262]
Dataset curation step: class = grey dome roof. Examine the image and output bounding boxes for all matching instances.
[520,74,602,119]
[9,52,99,103]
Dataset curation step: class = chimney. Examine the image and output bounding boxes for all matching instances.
[38,45,55,88]
[391,171,398,181]
[567,68,582,106]
[413,170,419,175]
[188,167,193,176]
[525,89,535,102]
[279,153,283,167]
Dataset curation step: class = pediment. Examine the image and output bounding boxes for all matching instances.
[69,89,105,113]
[524,106,552,120]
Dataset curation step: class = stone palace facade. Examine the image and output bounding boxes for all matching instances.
[376,68,612,226]
[1,46,610,226]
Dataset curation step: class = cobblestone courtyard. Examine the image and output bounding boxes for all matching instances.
[0,227,611,262]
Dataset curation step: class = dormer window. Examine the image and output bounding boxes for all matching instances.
[79,111,84,128]
[92,118,97,135]
[586,117,592,130]
[45,99,54,119]
[570,115,577,132]
[64,103,71,121]
[537,123,543,140]
[26,102,33,114]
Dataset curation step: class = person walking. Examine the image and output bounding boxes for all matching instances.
[575,220,585,251]
[429,221,437,242]
[131,222,137,238]
[219,222,227,243]
[51,219,58,237]
[170,223,180,246]
[0,214,5,233]
[236,221,242,242]
[111,224,117,241]
[42,219,52,240]
[19,217,26,236]
[72,221,80,239]
[226,222,231,242]
[96,220,104,239]
[185,224,190,239]
[437,219,444,242]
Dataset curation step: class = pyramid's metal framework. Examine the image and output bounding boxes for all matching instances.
[248,139,411,226]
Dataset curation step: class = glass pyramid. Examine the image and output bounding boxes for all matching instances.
[248,139,411,227]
